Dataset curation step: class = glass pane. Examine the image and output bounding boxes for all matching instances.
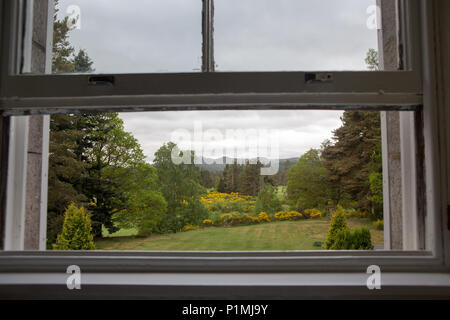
[51,0,202,74]
[214,0,379,71]
[45,110,399,251]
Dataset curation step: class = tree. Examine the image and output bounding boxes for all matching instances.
[53,204,95,250]
[81,113,146,237]
[153,142,208,232]
[73,49,94,72]
[112,163,167,236]
[52,0,76,73]
[287,149,328,210]
[324,206,348,250]
[321,111,382,213]
[365,48,379,71]
[47,114,88,246]
[254,185,282,215]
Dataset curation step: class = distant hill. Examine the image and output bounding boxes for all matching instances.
[196,156,300,173]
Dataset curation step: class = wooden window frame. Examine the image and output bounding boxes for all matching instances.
[0,0,449,299]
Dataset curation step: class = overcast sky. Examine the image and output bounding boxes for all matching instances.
[57,0,377,162]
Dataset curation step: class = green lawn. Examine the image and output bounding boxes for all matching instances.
[96,218,383,251]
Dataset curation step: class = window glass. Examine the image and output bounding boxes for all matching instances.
[49,0,202,74]
[214,0,379,71]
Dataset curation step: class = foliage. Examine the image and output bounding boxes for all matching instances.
[184,224,201,232]
[324,206,349,249]
[331,227,373,250]
[287,149,329,211]
[112,164,168,237]
[53,204,95,250]
[220,213,232,225]
[345,209,368,219]
[153,142,208,233]
[257,212,271,223]
[321,111,382,216]
[274,211,304,221]
[73,49,94,72]
[304,209,323,219]
[201,191,255,214]
[365,48,379,71]
[254,185,282,215]
[373,219,384,230]
[216,160,263,196]
[203,219,214,227]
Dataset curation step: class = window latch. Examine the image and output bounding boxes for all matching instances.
[88,76,115,87]
[305,72,334,84]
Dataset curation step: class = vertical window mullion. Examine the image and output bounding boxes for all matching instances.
[202,0,215,72]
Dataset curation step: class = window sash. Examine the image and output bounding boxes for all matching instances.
[0,0,423,115]
[1,71,422,115]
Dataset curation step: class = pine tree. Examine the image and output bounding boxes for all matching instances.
[324,206,349,250]
[73,49,94,72]
[321,111,382,213]
[53,204,95,250]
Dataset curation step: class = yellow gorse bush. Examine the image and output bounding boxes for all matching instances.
[201,191,255,213]
[373,219,384,230]
[274,211,304,221]
[257,212,271,223]
[183,224,200,232]
[304,208,323,218]
[202,219,214,226]
[346,210,368,218]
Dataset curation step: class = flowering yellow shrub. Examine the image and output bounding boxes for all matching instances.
[304,209,323,219]
[201,191,255,213]
[231,213,242,225]
[346,210,368,218]
[274,211,303,221]
[257,212,271,223]
[183,224,200,231]
[241,214,259,225]
[373,219,384,230]
[220,213,232,225]
[202,219,214,227]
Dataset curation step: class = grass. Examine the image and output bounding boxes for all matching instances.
[96,218,383,251]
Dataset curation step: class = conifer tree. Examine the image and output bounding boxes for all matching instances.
[324,206,349,249]
[53,204,95,250]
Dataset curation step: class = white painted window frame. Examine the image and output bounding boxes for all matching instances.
[0,0,449,298]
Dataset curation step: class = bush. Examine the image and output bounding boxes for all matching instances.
[53,204,95,250]
[331,227,373,250]
[345,209,368,218]
[184,224,201,232]
[157,200,209,233]
[231,213,242,226]
[254,186,282,215]
[257,212,271,223]
[220,213,232,225]
[304,209,322,219]
[202,219,214,227]
[274,211,303,221]
[324,205,348,249]
[241,214,259,225]
[373,219,384,230]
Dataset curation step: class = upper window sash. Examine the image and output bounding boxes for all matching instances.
[0,0,422,114]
